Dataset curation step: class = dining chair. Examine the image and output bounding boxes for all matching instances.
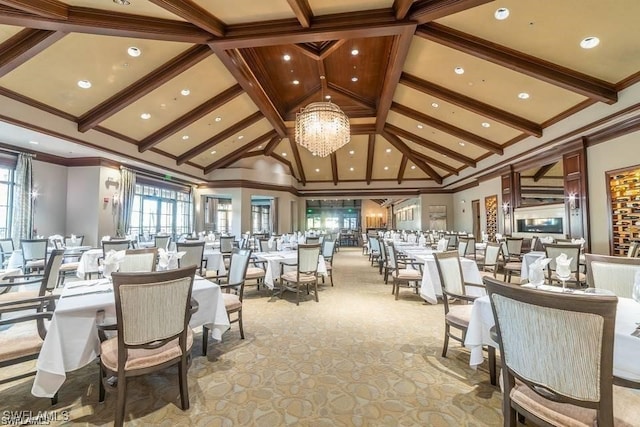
[433,251,485,357]
[483,276,632,427]
[0,238,14,268]
[279,244,321,306]
[118,248,158,273]
[258,238,274,253]
[102,240,131,257]
[368,236,381,266]
[176,241,206,275]
[203,249,251,354]
[154,234,171,250]
[476,242,502,279]
[361,233,369,255]
[64,235,84,247]
[502,237,524,283]
[585,254,640,298]
[21,238,48,274]
[544,243,584,287]
[627,241,640,258]
[386,242,422,300]
[320,239,336,286]
[97,266,197,427]
[306,236,320,245]
[219,236,236,266]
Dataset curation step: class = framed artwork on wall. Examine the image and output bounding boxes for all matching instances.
[429,205,447,230]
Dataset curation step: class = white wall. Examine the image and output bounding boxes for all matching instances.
[32,160,67,237]
[66,166,100,247]
[453,177,501,234]
[361,199,386,230]
[97,166,120,241]
[588,131,640,254]
[421,193,454,231]
[394,197,421,230]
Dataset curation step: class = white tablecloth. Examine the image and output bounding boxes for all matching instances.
[76,248,103,278]
[8,246,92,271]
[31,277,230,398]
[465,294,640,382]
[256,250,327,289]
[411,253,483,304]
[521,251,586,281]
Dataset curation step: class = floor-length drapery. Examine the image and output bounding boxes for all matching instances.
[116,167,135,237]
[11,153,33,247]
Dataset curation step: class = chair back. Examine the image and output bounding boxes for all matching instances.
[220,236,235,254]
[111,267,196,352]
[176,241,205,271]
[444,234,458,250]
[258,238,274,253]
[368,236,381,255]
[530,236,543,252]
[586,254,640,298]
[154,235,171,250]
[321,239,336,262]
[484,277,617,425]
[544,243,581,274]
[0,238,14,265]
[505,237,523,259]
[297,244,321,274]
[457,238,468,257]
[21,238,48,262]
[386,242,398,270]
[482,243,502,270]
[433,251,466,297]
[102,240,131,256]
[64,235,84,247]
[119,248,158,273]
[42,249,65,293]
[627,241,640,258]
[306,236,320,245]
[227,249,251,289]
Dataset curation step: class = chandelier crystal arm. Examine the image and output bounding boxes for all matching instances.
[295,101,350,157]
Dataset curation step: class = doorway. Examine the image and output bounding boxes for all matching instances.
[472,199,480,239]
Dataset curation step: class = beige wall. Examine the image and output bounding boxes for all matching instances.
[453,177,502,235]
[421,193,454,231]
[361,199,386,230]
[394,197,421,230]
[32,160,67,238]
[66,166,101,247]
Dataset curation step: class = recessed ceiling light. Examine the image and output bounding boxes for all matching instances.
[292,80,299,85]
[431,103,439,108]
[181,89,190,96]
[77,80,92,89]
[580,36,600,49]
[282,152,287,157]
[215,117,222,122]
[315,168,320,172]
[258,145,262,149]
[384,166,389,171]
[211,150,217,155]
[410,165,416,170]
[385,148,392,153]
[325,95,331,100]
[481,122,490,128]
[140,113,151,120]
[417,124,424,129]
[283,54,291,61]
[351,77,358,82]
[351,49,359,56]
[348,150,355,155]
[113,0,130,5]
[127,46,141,57]
[494,7,509,20]
[518,92,530,99]
[459,142,465,146]
[454,67,465,75]
[349,167,354,171]
[237,135,244,140]
[29,140,39,145]
[182,135,189,140]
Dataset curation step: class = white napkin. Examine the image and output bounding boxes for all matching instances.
[157,248,186,270]
[268,236,275,249]
[529,257,551,286]
[49,234,63,242]
[495,233,503,241]
[102,250,126,277]
[541,236,555,244]
[571,237,585,248]
[418,235,426,247]
[407,234,417,244]
[555,253,572,278]
[101,235,111,242]
[436,238,447,251]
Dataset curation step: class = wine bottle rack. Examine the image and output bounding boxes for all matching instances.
[608,166,640,256]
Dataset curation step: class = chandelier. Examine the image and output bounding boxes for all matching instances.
[294,101,350,157]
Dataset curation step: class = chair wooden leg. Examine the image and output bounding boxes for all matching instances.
[329,272,333,287]
[178,357,190,410]
[516,413,525,425]
[296,284,300,306]
[98,365,106,403]
[314,282,319,302]
[238,311,245,340]
[488,346,497,386]
[394,282,400,300]
[115,376,127,427]
[442,325,450,357]
[51,392,58,406]
[202,325,209,356]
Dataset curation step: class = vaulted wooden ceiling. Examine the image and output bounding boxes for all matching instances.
[0,0,638,189]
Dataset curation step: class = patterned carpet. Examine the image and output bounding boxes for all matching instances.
[1,247,504,426]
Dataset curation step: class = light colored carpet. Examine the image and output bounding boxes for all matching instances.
[0,248,503,426]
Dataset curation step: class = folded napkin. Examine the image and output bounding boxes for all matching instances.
[407,234,417,244]
[101,235,111,242]
[436,238,447,252]
[495,233,503,241]
[528,257,551,287]
[49,234,63,242]
[540,236,555,244]
[555,253,573,279]
[157,248,186,270]
[102,250,126,277]
[268,236,275,249]
[418,235,426,247]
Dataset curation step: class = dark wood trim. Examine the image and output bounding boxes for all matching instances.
[263,135,282,156]
[391,102,504,154]
[376,27,416,133]
[381,130,442,183]
[326,83,376,109]
[210,9,412,49]
[0,85,76,121]
[203,130,277,173]
[78,45,212,132]
[541,99,597,129]
[176,111,263,164]
[409,0,493,24]
[148,0,225,36]
[210,46,287,137]
[330,152,338,185]
[411,150,459,175]
[138,84,244,152]
[286,0,313,28]
[385,123,477,167]
[585,114,640,147]
[0,5,212,43]
[0,29,66,78]
[319,39,346,60]
[291,43,320,60]
[617,70,640,92]
[269,152,296,178]
[511,138,584,174]
[416,23,618,104]
[289,138,306,185]
[199,179,299,196]
[400,73,542,137]
[393,0,413,19]
[532,162,556,182]
[449,180,479,192]
[397,155,408,184]
[285,86,322,117]
[0,0,68,19]
[366,134,375,185]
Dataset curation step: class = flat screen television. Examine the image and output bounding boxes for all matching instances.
[516,217,563,234]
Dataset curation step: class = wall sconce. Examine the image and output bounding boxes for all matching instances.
[460,199,466,213]
[112,193,120,206]
[568,193,578,212]
[30,189,39,200]
[502,202,510,216]
[106,177,120,189]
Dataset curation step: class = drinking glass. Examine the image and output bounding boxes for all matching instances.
[556,264,572,293]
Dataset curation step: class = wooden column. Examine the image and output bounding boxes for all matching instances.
[501,166,515,235]
[563,138,590,249]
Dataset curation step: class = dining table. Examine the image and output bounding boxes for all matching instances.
[255,250,327,289]
[7,246,92,270]
[31,276,230,398]
[464,289,640,383]
[520,250,586,281]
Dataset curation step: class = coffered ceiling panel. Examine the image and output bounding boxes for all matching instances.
[0,24,20,43]
[403,37,588,123]
[296,139,333,182]
[436,0,640,83]
[194,0,294,25]
[336,135,367,181]
[61,0,183,21]
[308,0,393,16]
[373,135,404,181]
[402,138,466,171]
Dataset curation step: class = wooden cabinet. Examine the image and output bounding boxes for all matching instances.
[608,166,640,256]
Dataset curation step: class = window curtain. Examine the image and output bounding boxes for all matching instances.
[116,167,136,237]
[11,153,33,247]
[270,198,278,235]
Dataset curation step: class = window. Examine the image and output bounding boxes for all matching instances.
[129,183,192,238]
[0,167,13,238]
[217,199,232,234]
[251,204,270,233]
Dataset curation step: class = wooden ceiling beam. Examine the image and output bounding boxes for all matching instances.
[533,162,556,182]
[284,123,375,139]
[409,0,493,24]
[330,153,338,185]
[210,46,287,137]
[381,131,442,184]
[285,86,321,117]
[263,135,283,156]
[400,72,543,137]
[385,124,476,167]
[411,150,459,175]
[78,45,211,133]
[0,5,212,43]
[0,0,68,19]
[203,130,277,173]
[366,134,375,185]
[376,26,416,132]
[289,138,306,185]
[176,111,263,164]
[393,0,414,19]
[138,84,243,152]
[0,29,66,78]
[210,9,413,49]
[270,152,296,178]
[319,39,346,60]
[148,0,225,36]
[416,23,618,104]
[327,83,376,110]
[286,0,313,28]
[391,102,504,154]
[291,43,320,60]
[397,155,408,184]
